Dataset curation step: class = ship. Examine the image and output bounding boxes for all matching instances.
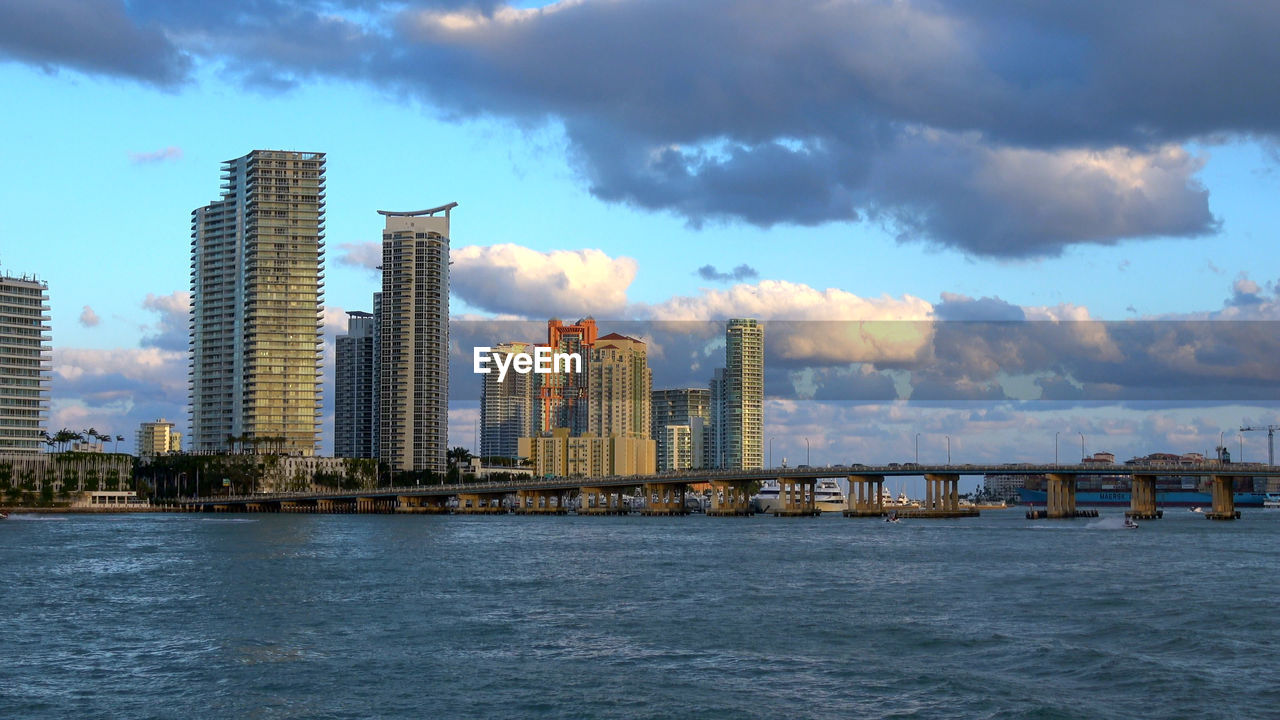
[753,478,847,513]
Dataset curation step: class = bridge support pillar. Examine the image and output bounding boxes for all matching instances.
[642,483,688,516]
[902,474,978,518]
[774,477,819,516]
[396,495,448,513]
[1206,475,1240,520]
[1126,475,1162,519]
[356,497,394,514]
[844,475,886,517]
[708,480,753,516]
[515,488,569,514]
[456,492,507,514]
[317,498,356,514]
[579,486,628,515]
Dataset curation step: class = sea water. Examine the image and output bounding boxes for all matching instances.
[2,510,1277,719]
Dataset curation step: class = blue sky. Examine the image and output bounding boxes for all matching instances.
[4,0,1280,466]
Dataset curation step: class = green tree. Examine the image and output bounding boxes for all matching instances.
[447,446,473,469]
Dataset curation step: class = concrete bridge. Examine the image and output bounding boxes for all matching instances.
[164,463,1280,521]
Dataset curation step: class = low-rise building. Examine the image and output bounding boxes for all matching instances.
[518,428,655,477]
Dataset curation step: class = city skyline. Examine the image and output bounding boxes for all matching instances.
[4,2,1280,465]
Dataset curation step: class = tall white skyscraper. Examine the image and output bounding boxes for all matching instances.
[378,204,454,474]
[0,272,50,454]
[720,318,764,470]
[189,150,325,455]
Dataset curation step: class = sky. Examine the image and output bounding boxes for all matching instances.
[3,0,1280,477]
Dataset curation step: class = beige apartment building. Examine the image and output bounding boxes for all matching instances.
[137,418,182,459]
[518,428,656,478]
[587,333,651,439]
[189,150,325,455]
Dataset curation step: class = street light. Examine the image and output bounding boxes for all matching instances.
[1054,431,1060,466]
[915,433,921,464]
[1239,433,1244,463]
[1219,431,1225,462]
[805,437,810,466]
[945,435,951,466]
[768,437,773,469]
[1079,433,1085,462]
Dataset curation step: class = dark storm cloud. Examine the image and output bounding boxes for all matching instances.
[696,264,759,283]
[0,0,190,86]
[20,1,1280,255]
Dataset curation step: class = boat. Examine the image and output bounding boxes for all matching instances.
[0,511,7,520]
[1189,506,1203,513]
[752,478,847,513]
[1264,493,1280,509]
[884,511,900,523]
[1123,518,1139,529]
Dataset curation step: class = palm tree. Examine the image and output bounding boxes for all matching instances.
[447,446,473,469]
[54,428,78,452]
[114,435,124,453]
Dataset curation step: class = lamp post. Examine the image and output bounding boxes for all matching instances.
[915,433,921,465]
[1239,433,1244,463]
[805,437,810,466]
[945,435,951,466]
[1219,431,1225,463]
[1054,431,1060,466]
[1079,433,1085,463]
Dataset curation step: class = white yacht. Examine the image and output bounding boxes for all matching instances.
[752,479,847,513]
[1263,493,1280,509]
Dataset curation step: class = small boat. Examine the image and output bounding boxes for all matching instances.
[1189,506,1203,513]
[884,511,900,524]
[1123,518,1139,529]
[0,511,7,520]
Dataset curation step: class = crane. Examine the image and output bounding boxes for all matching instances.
[1240,425,1280,465]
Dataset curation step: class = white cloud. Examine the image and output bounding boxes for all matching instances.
[336,241,381,271]
[141,291,191,350]
[78,305,100,327]
[645,280,935,365]
[451,244,638,317]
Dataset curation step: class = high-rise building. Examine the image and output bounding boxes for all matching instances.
[378,204,454,474]
[0,272,50,454]
[659,424,692,471]
[536,317,596,434]
[480,341,534,462]
[708,367,726,468]
[335,310,377,458]
[652,387,711,471]
[189,150,325,455]
[720,319,764,470]
[137,418,182,459]
[586,333,651,440]
[370,291,382,460]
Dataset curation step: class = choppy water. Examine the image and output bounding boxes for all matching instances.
[2,510,1278,719]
